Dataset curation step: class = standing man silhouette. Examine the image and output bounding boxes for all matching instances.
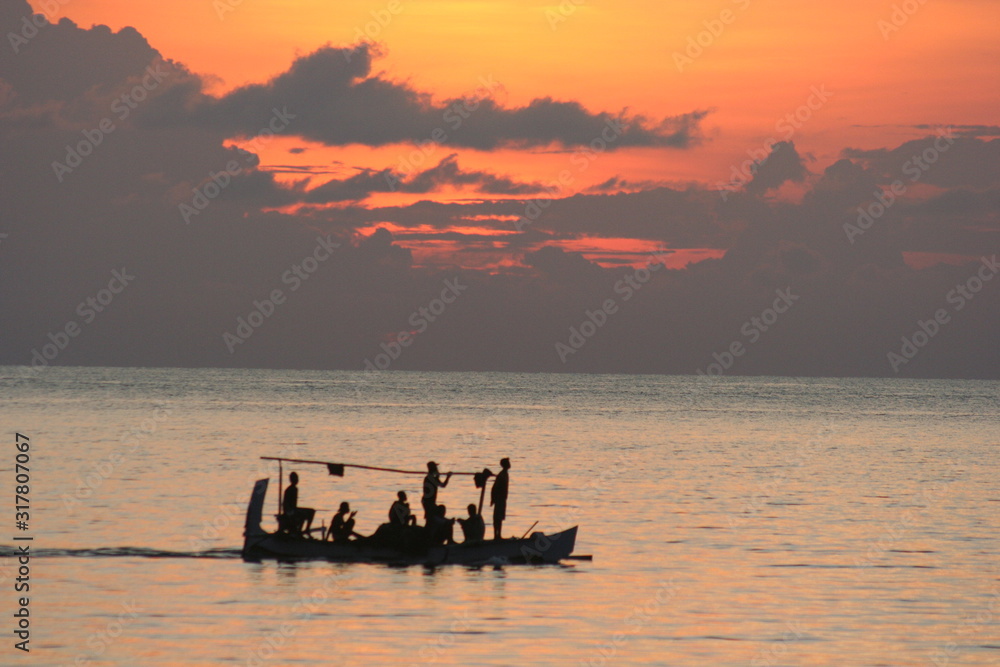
[490,458,510,540]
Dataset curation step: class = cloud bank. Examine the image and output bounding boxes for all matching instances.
[1,1,998,378]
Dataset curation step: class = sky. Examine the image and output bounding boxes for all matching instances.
[1,0,998,376]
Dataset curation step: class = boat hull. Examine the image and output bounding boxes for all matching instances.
[242,478,578,565]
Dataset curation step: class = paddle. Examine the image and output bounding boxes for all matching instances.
[519,521,539,540]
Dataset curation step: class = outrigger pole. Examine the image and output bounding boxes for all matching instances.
[261,456,492,516]
[261,456,480,476]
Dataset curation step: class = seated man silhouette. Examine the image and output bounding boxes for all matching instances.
[457,504,485,544]
[426,504,455,546]
[388,491,417,526]
[327,502,361,543]
[281,471,315,537]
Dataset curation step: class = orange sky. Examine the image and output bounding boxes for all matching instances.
[35,0,1000,267]
[45,0,997,127]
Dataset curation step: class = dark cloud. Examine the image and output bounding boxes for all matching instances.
[843,135,1000,190]
[745,141,808,194]
[330,186,739,250]
[1,6,998,378]
[886,187,1000,257]
[403,154,545,195]
[1,1,159,105]
[176,44,708,150]
[302,154,546,203]
[302,168,397,204]
[584,176,673,193]
[913,124,1000,138]
[523,246,606,283]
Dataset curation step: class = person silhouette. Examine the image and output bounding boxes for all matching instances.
[422,461,452,522]
[328,501,359,542]
[457,503,485,543]
[282,471,315,537]
[490,458,510,540]
[389,491,417,526]
[427,504,455,546]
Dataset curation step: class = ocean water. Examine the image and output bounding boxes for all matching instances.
[1,367,998,666]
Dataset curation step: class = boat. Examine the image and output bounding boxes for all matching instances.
[241,459,584,566]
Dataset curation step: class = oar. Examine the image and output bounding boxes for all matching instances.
[519,521,539,539]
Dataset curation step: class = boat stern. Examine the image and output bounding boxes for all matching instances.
[244,478,269,538]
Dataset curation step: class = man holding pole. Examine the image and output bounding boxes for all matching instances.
[422,461,452,522]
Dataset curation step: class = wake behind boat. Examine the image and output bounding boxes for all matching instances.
[241,457,584,566]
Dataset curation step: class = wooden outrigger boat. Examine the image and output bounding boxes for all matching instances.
[242,457,584,566]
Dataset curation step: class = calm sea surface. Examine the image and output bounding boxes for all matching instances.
[1,367,998,666]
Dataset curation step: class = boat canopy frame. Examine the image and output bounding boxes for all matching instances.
[261,456,488,517]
